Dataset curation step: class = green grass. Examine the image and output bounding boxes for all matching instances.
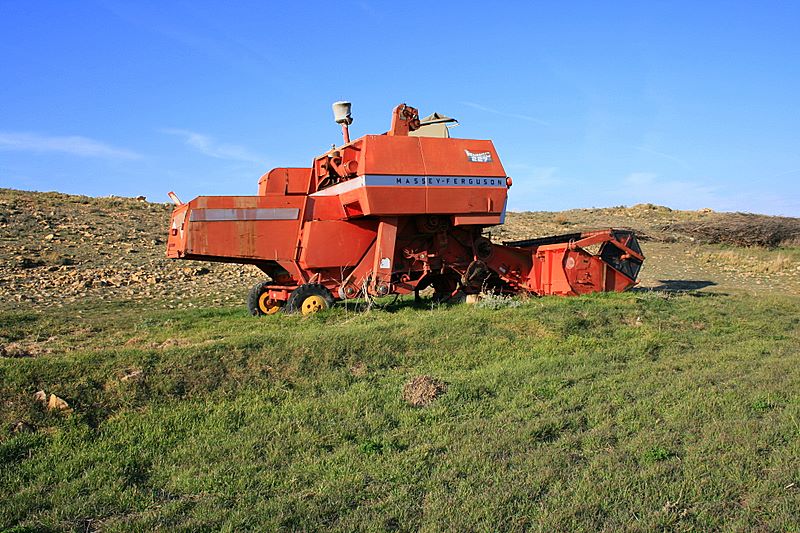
[1,292,799,531]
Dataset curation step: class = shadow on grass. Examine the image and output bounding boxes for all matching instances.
[634,279,720,294]
[335,293,466,314]
[336,281,725,312]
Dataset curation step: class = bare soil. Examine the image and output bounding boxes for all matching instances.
[0,189,262,310]
[402,375,447,407]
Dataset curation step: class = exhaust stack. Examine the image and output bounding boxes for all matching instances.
[332,101,353,144]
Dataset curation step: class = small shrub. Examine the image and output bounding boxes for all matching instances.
[642,446,674,463]
[360,439,384,455]
[40,251,74,266]
[16,257,43,269]
[553,214,570,225]
[668,213,800,248]
[476,292,521,310]
[750,397,777,413]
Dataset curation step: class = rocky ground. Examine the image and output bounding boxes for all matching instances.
[0,189,262,310]
[1,189,798,314]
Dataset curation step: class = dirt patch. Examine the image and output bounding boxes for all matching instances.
[0,342,42,358]
[349,362,367,377]
[156,338,193,349]
[402,375,446,407]
[124,336,145,346]
[1,343,29,358]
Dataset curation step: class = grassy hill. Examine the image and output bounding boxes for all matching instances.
[1,189,799,531]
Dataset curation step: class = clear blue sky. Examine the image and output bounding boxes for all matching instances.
[1,1,798,215]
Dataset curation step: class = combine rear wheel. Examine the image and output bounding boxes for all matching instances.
[285,283,335,315]
[247,281,283,316]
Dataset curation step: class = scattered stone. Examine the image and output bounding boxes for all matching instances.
[33,390,47,404]
[120,369,143,382]
[158,338,190,349]
[623,316,643,327]
[182,266,210,276]
[9,421,35,434]
[402,375,446,407]
[17,256,43,269]
[350,362,367,377]
[47,393,72,413]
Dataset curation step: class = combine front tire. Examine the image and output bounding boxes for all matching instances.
[247,281,283,316]
[285,283,334,315]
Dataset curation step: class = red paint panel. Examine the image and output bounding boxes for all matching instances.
[177,195,305,261]
[427,187,506,215]
[360,135,426,176]
[258,168,312,195]
[166,204,189,258]
[358,135,507,178]
[186,218,301,260]
[361,187,427,216]
[286,168,312,194]
[418,137,506,177]
[299,220,377,268]
[307,196,346,220]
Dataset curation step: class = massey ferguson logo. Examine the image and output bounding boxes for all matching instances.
[465,149,493,163]
[393,176,504,186]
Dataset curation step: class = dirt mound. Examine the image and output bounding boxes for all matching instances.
[402,375,446,407]
[667,213,800,248]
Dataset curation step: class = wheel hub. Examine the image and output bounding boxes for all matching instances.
[301,295,327,315]
[258,292,282,315]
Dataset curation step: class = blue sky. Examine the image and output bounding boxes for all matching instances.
[1,1,798,215]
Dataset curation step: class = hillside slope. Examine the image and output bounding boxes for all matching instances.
[1,189,798,312]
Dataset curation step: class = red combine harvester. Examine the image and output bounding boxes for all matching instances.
[166,102,644,315]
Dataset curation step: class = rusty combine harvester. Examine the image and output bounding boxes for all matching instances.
[166,102,644,315]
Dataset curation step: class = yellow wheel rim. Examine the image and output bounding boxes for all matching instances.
[258,293,282,315]
[301,295,327,315]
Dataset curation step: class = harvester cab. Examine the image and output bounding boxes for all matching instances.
[167,102,644,315]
